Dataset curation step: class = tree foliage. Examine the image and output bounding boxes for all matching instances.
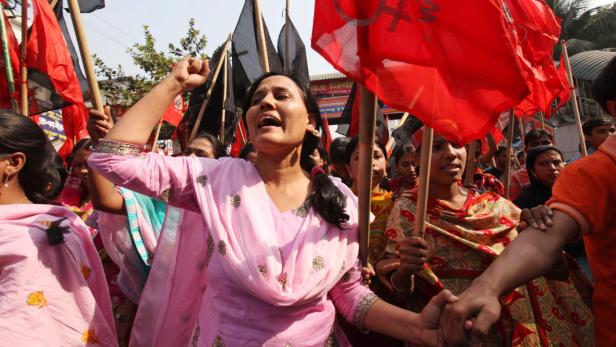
[95,18,208,107]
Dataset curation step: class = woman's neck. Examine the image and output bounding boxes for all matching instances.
[428,181,466,208]
[254,147,308,186]
[0,184,32,205]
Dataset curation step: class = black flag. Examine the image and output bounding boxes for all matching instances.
[182,52,237,146]
[77,0,105,13]
[336,83,390,145]
[55,0,90,101]
[277,18,309,83]
[232,0,282,104]
[391,115,423,149]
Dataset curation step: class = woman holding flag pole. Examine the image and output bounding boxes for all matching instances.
[88,58,459,346]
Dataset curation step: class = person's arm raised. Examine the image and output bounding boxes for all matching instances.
[439,210,581,345]
[103,58,209,145]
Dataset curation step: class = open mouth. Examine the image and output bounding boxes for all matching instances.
[257,115,282,129]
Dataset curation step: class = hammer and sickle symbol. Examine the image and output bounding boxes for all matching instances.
[333,0,412,32]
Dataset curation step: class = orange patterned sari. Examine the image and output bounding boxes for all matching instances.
[385,188,594,346]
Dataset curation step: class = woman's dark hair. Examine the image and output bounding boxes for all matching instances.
[524,129,553,149]
[192,131,227,158]
[316,145,330,167]
[391,145,415,166]
[66,137,92,167]
[344,136,388,165]
[239,142,256,160]
[0,111,64,204]
[526,145,563,184]
[243,72,349,227]
[591,56,616,113]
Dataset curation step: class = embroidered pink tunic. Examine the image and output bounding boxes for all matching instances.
[0,205,117,346]
[89,152,376,347]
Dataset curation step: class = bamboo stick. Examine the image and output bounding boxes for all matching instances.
[504,111,515,199]
[385,112,409,152]
[219,50,229,143]
[189,36,231,142]
[357,86,377,266]
[540,112,545,130]
[0,1,20,113]
[20,0,28,115]
[49,0,59,9]
[151,120,162,152]
[413,127,434,238]
[67,0,103,111]
[463,140,478,186]
[561,41,587,157]
[253,0,270,73]
[284,0,290,74]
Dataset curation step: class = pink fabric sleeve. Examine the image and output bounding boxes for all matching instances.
[89,152,202,211]
[329,259,379,329]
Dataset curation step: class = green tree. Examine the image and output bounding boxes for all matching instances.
[95,18,208,107]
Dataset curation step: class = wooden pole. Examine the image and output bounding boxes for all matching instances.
[504,111,515,199]
[561,41,587,157]
[540,112,545,130]
[151,120,162,152]
[518,117,525,147]
[413,127,434,238]
[385,112,409,153]
[49,0,59,9]
[284,0,290,74]
[19,0,28,116]
[357,86,377,266]
[67,0,103,112]
[189,37,231,142]
[0,1,20,113]
[253,0,270,73]
[219,50,229,143]
[463,140,478,186]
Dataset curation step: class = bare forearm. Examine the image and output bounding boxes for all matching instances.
[364,300,430,345]
[87,169,126,215]
[473,211,579,295]
[104,77,182,144]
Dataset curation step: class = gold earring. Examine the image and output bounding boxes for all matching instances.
[2,173,9,188]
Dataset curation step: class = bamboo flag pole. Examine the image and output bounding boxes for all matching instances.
[219,50,229,143]
[463,140,478,186]
[384,112,409,153]
[284,0,290,74]
[151,119,163,152]
[19,0,28,115]
[518,117,525,146]
[357,86,378,266]
[189,36,231,142]
[67,0,103,112]
[413,127,434,238]
[540,112,546,130]
[253,0,270,73]
[0,1,20,113]
[504,111,516,199]
[561,41,587,157]
[50,0,59,9]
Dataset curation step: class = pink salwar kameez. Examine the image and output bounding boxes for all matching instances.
[89,150,377,347]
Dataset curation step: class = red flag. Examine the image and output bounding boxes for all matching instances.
[554,52,571,110]
[230,121,247,157]
[0,11,21,110]
[28,0,88,154]
[312,0,528,144]
[162,94,186,127]
[321,115,333,151]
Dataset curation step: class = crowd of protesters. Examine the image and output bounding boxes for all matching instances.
[0,55,614,346]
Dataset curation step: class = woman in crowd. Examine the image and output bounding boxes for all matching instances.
[310,145,330,174]
[389,144,417,198]
[182,131,226,158]
[381,133,594,346]
[0,111,117,345]
[88,58,456,346]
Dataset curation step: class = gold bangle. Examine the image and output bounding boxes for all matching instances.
[94,139,145,156]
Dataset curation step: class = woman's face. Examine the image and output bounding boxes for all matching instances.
[184,137,216,158]
[71,149,91,183]
[348,144,388,190]
[429,135,467,186]
[396,152,417,186]
[245,76,315,155]
[532,150,564,187]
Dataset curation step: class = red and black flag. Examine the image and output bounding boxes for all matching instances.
[0,7,21,111]
[182,52,237,146]
[312,0,528,144]
[232,0,282,103]
[336,82,389,145]
[277,17,309,83]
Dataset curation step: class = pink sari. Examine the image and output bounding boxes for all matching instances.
[0,204,117,346]
[89,152,375,347]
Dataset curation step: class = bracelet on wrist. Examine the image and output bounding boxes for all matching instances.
[94,139,146,156]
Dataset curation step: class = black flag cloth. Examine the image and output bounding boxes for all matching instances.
[77,0,105,13]
[336,83,390,145]
[55,0,89,101]
[182,53,237,146]
[277,18,309,84]
[391,115,423,149]
[232,0,282,104]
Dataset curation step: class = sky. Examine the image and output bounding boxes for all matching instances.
[69,0,616,78]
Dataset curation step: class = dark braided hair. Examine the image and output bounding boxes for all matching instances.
[243,72,349,227]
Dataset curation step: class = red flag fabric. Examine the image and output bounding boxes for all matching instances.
[321,115,333,151]
[554,52,571,110]
[28,0,88,154]
[312,0,528,144]
[162,94,186,127]
[0,11,21,111]
[230,121,247,157]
